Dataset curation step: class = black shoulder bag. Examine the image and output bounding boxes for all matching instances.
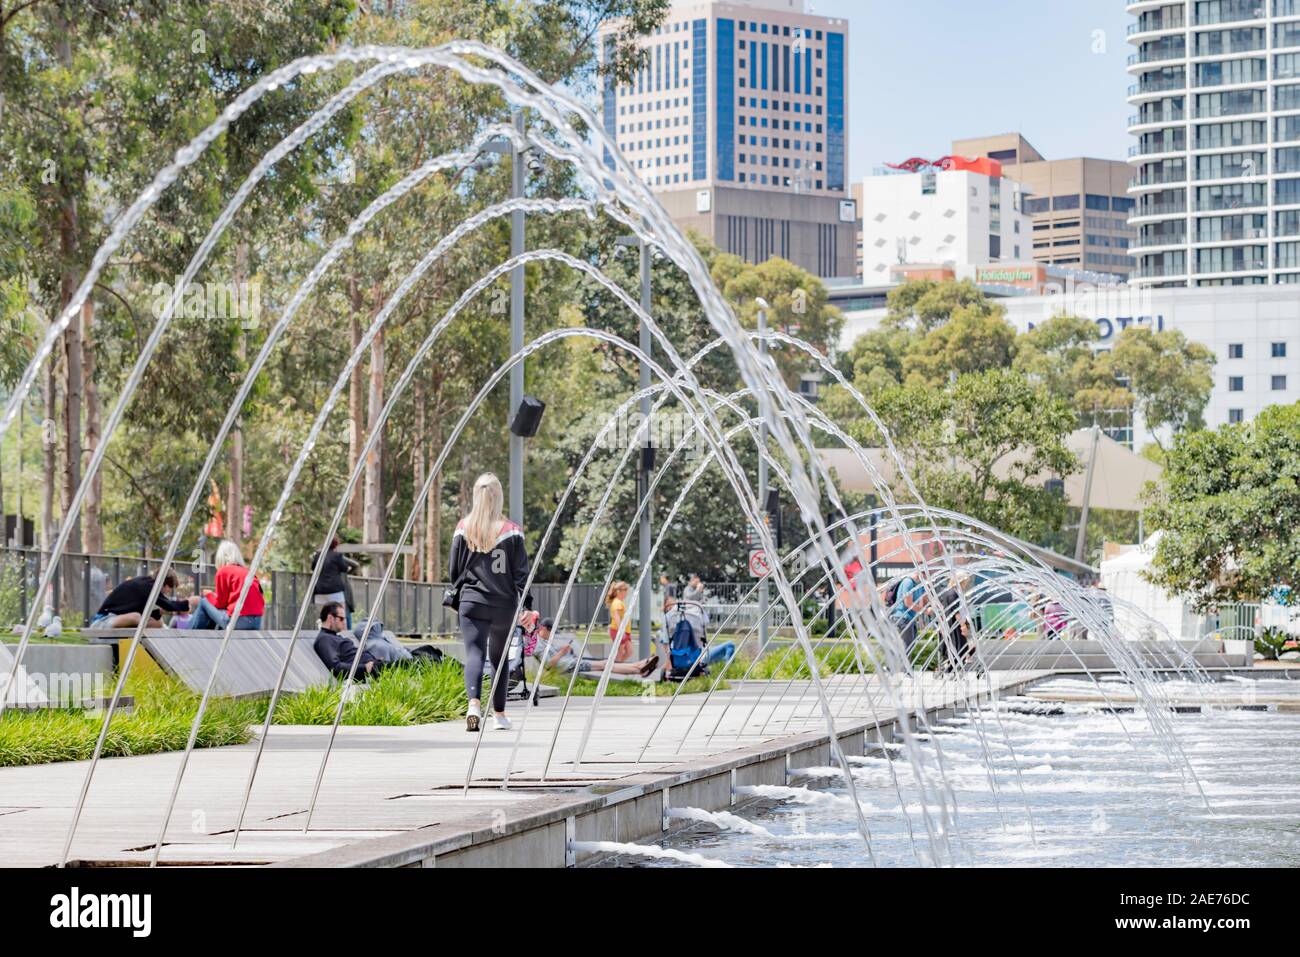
[443,565,470,612]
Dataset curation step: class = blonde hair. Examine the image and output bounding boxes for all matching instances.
[605,580,628,608]
[214,539,244,568]
[464,473,504,553]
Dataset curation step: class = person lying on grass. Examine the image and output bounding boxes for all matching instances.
[313,601,394,681]
[526,618,658,678]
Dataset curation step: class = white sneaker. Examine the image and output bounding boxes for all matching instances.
[492,714,512,731]
[466,701,482,733]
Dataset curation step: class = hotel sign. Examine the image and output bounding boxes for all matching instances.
[977,267,1037,285]
[1025,314,1166,341]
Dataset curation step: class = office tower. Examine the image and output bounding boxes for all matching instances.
[1126,0,1300,287]
[953,133,1137,281]
[599,0,856,277]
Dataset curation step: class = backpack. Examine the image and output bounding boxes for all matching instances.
[880,577,904,609]
[668,616,702,673]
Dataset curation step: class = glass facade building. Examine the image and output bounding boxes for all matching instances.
[1127,0,1300,286]
[598,1,854,277]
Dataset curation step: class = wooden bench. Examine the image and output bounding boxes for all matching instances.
[71,629,334,697]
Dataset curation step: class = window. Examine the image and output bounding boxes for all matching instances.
[1085,194,1111,211]
[1278,241,1300,269]
[1197,245,1267,273]
[1272,342,1287,358]
[1229,343,1244,359]
[1196,151,1266,180]
[1195,88,1266,118]
[1197,57,1267,87]
[1228,408,1244,424]
[1053,194,1080,211]
[1229,376,1245,391]
[1273,375,1288,391]
[1024,197,1050,214]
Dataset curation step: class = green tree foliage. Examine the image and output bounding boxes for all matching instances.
[825,280,1220,559]
[884,278,990,333]
[849,368,1079,543]
[901,305,1017,386]
[1144,402,1300,609]
[541,231,842,582]
[1104,326,1216,446]
[711,252,843,386]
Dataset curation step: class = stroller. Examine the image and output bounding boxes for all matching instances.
[665,600,709,682]
[484,625,535,704]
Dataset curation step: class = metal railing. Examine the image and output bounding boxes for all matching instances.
[0,546,609,636]
[0,546,819,637]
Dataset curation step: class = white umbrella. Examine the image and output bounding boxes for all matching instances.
[816,427,1161,513]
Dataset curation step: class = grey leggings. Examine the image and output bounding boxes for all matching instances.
[460,604,512,713]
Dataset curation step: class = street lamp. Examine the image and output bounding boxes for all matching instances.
[616,232,654,660]
[755,296,770,650]
[475,113,540,527]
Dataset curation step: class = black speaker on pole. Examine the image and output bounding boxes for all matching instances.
[764,489,780,516]
[640,445,656,472]
[510,396,546,437]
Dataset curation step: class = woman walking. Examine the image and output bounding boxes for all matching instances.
[448,473,537,732]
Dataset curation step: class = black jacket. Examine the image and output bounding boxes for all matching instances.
[313,627,380,679]
[97,575,189,620]
[311,549,358,596]
[447,519,533,613]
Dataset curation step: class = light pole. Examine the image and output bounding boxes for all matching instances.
[509,109,526,527]
[478,114,541,525]
[616,233,654,660]
[755,297,770,651]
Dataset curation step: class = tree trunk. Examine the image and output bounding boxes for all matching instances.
[227,242,249,544]
[427,409,444,582]
[41,358,56,555]
[54,7,82,556]
[411,380,425,581]
[363,326,385,543]
[347,275,365,531]
[59,297,82,553]
[82,300,103,554]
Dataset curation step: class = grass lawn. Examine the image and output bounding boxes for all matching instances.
[540,667,725,697]
[0,644,799,768]
[0,674,263,767]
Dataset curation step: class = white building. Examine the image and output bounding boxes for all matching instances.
[857,165,1032,281]
[1126,0,1300,287]
[835,282,1300,449]
[1001,284,1299,444]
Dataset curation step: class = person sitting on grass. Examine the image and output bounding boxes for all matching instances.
[313,601,385,681]
[89,570,197,629]
[527,618,658,677]
[664,596,735,671]
[187,539,265,631]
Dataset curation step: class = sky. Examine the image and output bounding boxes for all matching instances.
[807,0,1134,179]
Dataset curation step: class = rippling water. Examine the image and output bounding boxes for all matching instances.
[630,678,1300,868]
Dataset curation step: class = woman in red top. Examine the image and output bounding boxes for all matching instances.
[187,539,265,630]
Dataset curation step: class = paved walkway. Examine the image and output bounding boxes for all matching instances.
[0,672,1045,866]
